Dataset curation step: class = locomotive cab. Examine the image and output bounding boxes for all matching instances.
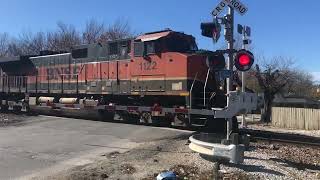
[132,29,225,110]
[133,29,198,57]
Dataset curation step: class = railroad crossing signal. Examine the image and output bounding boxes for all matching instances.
[200,18,221,43]
[237,24,252,45]
[237,24,251,36]
[206,53,226,71]
[212,0,248,16]
[234,50,254,72]
[210,0,251,140]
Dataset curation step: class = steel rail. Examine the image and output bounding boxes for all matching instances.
[240,129,320,147]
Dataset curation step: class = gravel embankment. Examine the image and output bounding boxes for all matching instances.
[1,112,319,179]
[44,136,219,180]
[40,134,320,180]
[221,142,320,180]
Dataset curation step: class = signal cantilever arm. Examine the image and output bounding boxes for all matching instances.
[213,91,257,118]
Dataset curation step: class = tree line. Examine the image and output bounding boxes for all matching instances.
[0,19,133,57]
[243,56,315,122]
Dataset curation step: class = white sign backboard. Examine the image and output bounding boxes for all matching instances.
[223,0,248,16]
[212,0,248,16]
[212,1,227,16]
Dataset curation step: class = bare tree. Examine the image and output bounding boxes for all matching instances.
[7,40,22,56]
[17,31,35,54]
[0,33,9,56]
[286,70,314,97]
[31,32,47,53]
[255,56,296,122]
[100,18,133,42]
[47,22,81,51]
[16,31,47,55]
[82,19,105,44]
[0,18,134,55]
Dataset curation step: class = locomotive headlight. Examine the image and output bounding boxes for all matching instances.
[172,82,182,91]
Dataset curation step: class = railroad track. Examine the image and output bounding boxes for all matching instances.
[0,110,203,130]
[3,110,319,148]
[240,129,320,147]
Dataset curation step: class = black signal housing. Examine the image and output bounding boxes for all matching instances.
[234,49,254,72]
[206,53,226,71]
[201,22,220,39]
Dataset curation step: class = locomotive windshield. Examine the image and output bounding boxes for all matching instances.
[165,36,198,52]
[134,30,198,56]
[133,40,160,56]
[145,41,157,54]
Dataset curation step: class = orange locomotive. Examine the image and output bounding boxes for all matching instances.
[0,29,228,127]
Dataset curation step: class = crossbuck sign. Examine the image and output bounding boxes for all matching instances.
[212,0,248,16]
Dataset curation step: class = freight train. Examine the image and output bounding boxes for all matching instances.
[0,29,256,130]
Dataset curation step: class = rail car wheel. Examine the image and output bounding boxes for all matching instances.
[139,112,171,126]
[118,112,139,124]
[171,114,190,127]
[140,112,153,124]
[98,110,115,122]
[27,107,39,116]
[0,105,7,113]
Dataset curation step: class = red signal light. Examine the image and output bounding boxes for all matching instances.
[239,54,250,66]
[234,50,254,72]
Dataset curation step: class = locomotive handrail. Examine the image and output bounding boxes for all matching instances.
[0,75,28,93]
[26,74,80,94]
[189,72,198,109]
[203,68,210,107]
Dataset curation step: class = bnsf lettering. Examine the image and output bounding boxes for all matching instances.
[46,67,80,80]
[72,66,79,79]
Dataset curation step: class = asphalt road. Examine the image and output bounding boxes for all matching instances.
[0,115,192,180]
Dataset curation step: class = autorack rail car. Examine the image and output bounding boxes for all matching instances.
[0,29,256,129]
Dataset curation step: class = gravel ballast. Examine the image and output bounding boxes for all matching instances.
[39,134,320,180]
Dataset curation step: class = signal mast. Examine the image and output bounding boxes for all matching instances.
[200,0,254,139]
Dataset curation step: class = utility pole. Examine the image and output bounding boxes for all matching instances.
[225,7,234,140]
[237,24,251,128]
[241,28,247,128]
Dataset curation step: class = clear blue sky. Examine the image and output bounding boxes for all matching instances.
[1,0,319,79]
